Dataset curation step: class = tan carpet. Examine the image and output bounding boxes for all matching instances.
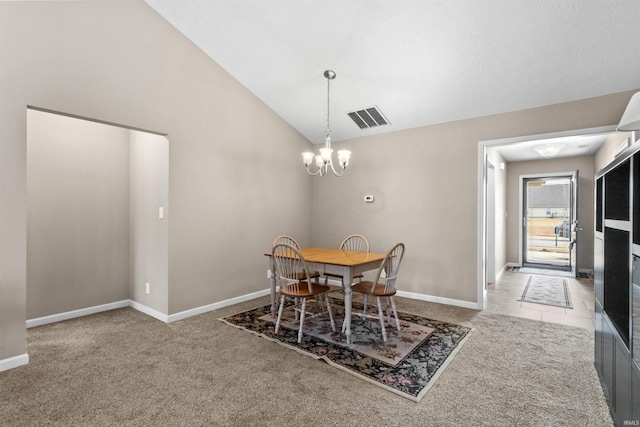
[0,295,613,426]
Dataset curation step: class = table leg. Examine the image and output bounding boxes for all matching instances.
[343,267,353,345]
[268,257,276,318]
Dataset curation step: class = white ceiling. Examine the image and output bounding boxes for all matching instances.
[495,133,610,162]
[145,1,640,161]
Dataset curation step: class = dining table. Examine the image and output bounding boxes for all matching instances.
[266,247,386,345]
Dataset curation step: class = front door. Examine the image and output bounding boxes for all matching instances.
[521,172,577,273]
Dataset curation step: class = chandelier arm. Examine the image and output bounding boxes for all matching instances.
[328,159,346,176]
[305,164,323,176]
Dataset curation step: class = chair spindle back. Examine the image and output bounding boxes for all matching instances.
[273,235,300,249]
[372,242,405,294]
[340,234,370,253]
[272,243,313,295]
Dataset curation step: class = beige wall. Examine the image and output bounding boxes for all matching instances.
[1,1,638,366]
[1,1,313,362]
[28,111,170,320]
[129,131,169,313]
[595,131,635,172]
[27,109,131,319]
[505,156,596,271]
[311,93,634,303]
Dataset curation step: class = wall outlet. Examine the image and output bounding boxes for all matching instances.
[145,282,150,294]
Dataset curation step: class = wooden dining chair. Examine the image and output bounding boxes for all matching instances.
[272,235,321,283]
[272,235,324,314]
[349,242,405,342]
[271,243,336,343]
[324,234,370,286]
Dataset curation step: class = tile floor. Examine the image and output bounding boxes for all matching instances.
[484,269,595,330]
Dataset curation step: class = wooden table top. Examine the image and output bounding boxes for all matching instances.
[267,247,385,266]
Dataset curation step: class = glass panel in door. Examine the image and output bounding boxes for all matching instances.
[522,176,571,268]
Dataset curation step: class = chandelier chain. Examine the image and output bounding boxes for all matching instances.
[326,76,331,138]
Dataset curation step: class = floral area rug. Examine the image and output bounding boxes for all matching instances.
[518,275,573,308]
[220,297,473,402]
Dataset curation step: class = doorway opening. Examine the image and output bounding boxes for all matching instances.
[521,173,575,271]
[477,125,617,310]
[26,106,170,322]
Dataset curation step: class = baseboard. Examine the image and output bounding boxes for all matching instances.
[166,288,271,323]
[324,279,479,309]
[579,268,594,276]
[0,353,29,372]
[395,290,480,310]
[129,300,169,323]
[26,300,130,328]
[493,264,509,281]
[24,290,273,329]
[24,287,478,330]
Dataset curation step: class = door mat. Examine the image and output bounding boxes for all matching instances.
[518,275,573,308]
[516,267,575,278]
[219,297,473,402]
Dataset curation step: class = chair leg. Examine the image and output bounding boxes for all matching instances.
[325,294,336,332]
[297,298,307,343]
[385,297,392,322]
[376,297,388,342]
[390,296,401,331]
[275,295,286,334]
[341,287,350,333]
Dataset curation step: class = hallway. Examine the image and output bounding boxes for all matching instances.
[485,269,595,330]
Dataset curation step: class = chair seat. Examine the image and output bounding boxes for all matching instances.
[351,281,397,297]
[281,283,332,298]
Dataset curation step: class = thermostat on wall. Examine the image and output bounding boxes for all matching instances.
[364,195,374,203]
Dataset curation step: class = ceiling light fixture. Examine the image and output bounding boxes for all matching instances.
[534,144,564,158]
[302,70,351,176]
[617,91,640,131]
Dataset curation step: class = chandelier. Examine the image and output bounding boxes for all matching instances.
[302,70,351,176]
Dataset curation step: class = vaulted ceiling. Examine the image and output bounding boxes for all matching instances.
[146,1,640,160]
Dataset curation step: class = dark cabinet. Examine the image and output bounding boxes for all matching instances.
[595,149,640,425]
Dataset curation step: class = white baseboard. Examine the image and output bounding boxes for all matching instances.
[24,287,478,330]
[396,290,481,310]
[25,289,274,329]
[0,353,29,372]
[26,300,130,328]
[128,300,169,323]
[321,278,480,310]
[166,288,271,323]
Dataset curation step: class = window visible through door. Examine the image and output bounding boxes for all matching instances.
[522,174,575,270]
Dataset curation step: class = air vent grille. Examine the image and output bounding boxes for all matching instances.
[347,106,390,130]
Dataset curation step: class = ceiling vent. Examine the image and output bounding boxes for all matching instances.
[347,106,390,130]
